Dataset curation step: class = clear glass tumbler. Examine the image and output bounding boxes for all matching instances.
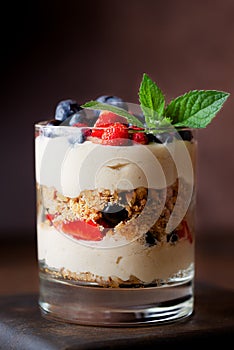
[35,116,196,326]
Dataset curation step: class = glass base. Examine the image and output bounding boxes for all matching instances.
[39,271,194,327]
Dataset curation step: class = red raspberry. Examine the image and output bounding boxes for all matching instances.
[101,123,129,146]
[131,132,148,144]
[91,128,105,138]
[92,111,128,138]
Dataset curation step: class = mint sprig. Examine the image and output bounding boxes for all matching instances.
[81,74,229,130]
[81,101,144,128]
[138,73,229,129]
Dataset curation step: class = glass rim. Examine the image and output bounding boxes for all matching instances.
[34,121,197,133]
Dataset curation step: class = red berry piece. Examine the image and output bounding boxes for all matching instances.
[91,127,105,138]
[46,213,55,223]
[95,110,128,127]
[177,220,193,243]
[132,132,148,144]
[54,219,104,241]
[101,123,129,146]
[92,111,128,138]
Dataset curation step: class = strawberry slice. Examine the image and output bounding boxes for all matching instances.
[46,213,55,222]
[101,123,129,146]
[131,132,148,144]
[54,219,104,241]
[95,111,128,127]
[92,111,128,138]
[177,220,193,243]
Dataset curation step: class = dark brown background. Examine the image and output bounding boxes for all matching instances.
[1,0,234,239]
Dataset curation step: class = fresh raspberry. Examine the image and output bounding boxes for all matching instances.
[92,111,128,138]
[91,127,105,138]
[83,129,92,137]
[130,126,148,145]
[131,132,148,145]
[101,123,129,146]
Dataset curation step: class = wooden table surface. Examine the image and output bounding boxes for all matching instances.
[0,231,233,349]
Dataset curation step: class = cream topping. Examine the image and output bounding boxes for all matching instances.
[35,135,195,198]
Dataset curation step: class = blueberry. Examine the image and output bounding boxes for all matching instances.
[55,99,82,121]
[157,132,174,143]
[46,119,62,126]
[146,133,162,144]
[95,95,128,116]
[68,111,88,126]
[177,130,193,141]
[167,231,178,244]
[43,119,62,137]
[145,231,158,246]
[102,203,128,226]
[146,132,173,144]
[60,110,87,126]
[68,129,85,144]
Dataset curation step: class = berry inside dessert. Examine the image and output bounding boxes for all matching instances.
[35,74,229,288]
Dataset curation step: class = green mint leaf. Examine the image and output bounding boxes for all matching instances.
[138,73,165,128]
[81,101,144,128]
[165,90,230,128]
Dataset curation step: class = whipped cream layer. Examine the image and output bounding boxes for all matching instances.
[35,133,196,198]
[37,224,194,283]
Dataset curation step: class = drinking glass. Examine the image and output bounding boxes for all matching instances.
[35,111,196,326]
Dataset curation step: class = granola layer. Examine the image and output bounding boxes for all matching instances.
[38,178,193,245]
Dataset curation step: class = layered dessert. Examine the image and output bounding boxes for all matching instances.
[35,97,196,287]
[35,74,229,327]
